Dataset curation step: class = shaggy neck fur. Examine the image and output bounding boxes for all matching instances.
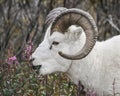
[67,35,120,95]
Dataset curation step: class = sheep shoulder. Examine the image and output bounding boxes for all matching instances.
[68,35,120,95]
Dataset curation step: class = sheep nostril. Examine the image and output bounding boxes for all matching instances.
[32,65,41,70]
[29,58,35,62]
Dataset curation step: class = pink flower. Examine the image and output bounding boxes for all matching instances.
[25,45,32,54]
[23,42,33,59]
[7,56,19,65]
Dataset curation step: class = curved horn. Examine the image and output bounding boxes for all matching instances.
[45,7,67,28]
[50,8,98,60]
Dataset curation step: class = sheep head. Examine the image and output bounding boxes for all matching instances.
[31,7,98,75]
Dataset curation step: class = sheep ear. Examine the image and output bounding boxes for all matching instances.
[66,26,83,41]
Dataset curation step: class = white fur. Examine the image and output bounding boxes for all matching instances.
[32,25,120,96]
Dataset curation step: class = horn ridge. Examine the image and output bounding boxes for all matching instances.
[45,7,67,28]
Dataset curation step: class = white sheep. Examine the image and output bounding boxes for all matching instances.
[31,7,120,96]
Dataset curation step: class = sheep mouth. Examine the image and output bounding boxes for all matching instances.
[32,65,41,74]
[32,65,41,70]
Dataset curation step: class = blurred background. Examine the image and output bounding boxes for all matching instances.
[0,0,120,96]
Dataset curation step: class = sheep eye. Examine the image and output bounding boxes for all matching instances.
[50,41,59,50]
[52,41,59,45]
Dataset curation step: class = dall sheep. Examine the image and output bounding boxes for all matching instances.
[31,7,120,96]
